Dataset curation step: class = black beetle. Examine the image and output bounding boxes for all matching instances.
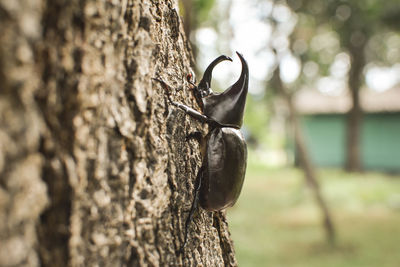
[153,51,248,251]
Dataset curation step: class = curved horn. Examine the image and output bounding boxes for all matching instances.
[202,52,249,128]
[198,55,232,92]
[229,51,249,96]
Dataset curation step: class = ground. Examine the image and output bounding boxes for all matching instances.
[228,153,400,267]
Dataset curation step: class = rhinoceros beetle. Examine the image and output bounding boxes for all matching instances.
[153,52,248,252]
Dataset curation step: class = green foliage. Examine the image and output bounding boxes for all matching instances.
[288,0,400,86]
[228,155,400,267]
[179,0,216,26]
[194,0,215,24]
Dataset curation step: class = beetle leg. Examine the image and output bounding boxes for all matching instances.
[189,84,204,110]
[171,101,212,124]
[153,77,215,124]
[186,72,196,85]
[186,73,204,110]
[181,166,204,252]
[152,77,175,102]
[170,99,223,128]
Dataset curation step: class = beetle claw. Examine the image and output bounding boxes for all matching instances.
[186,71,196,85]
[152,77,174,103]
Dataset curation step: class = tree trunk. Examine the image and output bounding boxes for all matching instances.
[181,0,194,41]
[180,0,197,67]
[0,0,237,266]
[272,67,336,245]
[346,43,365,172]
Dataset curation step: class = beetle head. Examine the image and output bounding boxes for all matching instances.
[197,55,232,97]
[202,52,249,128]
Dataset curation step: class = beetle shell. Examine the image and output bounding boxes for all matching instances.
[200,127,247,211]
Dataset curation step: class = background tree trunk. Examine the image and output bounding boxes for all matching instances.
[271,66,336,245]
[0,0,237,266]
[345,42,366,172]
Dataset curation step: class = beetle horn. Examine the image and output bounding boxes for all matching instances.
[198,55,232,93]
[219,51,248,126]
[202,52,249,128]
[227,52,249,97]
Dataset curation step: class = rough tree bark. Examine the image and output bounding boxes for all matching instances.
[0,0,237,266]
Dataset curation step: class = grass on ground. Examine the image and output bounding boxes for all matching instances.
[227,155,400,267]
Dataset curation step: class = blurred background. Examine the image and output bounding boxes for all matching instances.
[178,0,400,266]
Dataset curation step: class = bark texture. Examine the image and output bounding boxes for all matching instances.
[0,0,237,266]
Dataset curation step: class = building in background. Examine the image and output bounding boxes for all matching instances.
[294,87,400,172]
